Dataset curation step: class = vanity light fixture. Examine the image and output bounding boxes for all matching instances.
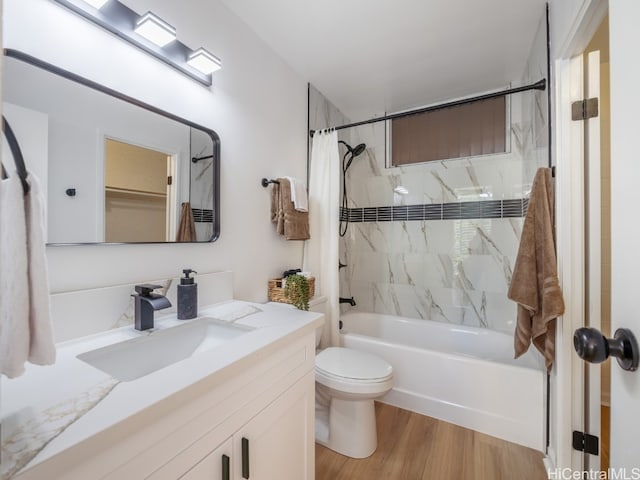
[134,12,176,47]
[52,0,221,87]
[82,0,109,9]
[187,48,222,75]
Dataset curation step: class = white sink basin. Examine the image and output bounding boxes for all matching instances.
[77,318,252,381]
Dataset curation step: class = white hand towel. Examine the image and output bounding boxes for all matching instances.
[0,175,30,378]
[0,172,55,379]
[25,174,55,366]
[284,176,308,212]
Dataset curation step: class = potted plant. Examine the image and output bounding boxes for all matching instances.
[284,274,310,311]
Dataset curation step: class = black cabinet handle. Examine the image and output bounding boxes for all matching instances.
[241,437,250,479]
[222,454,230,480]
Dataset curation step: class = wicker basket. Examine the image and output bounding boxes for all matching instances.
[268,277,315,304]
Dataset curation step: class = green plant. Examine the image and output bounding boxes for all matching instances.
[284,274,310,311]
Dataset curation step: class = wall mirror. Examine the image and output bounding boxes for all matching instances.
[2,50,220,244]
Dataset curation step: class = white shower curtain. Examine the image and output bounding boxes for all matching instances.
[303,130,340,347]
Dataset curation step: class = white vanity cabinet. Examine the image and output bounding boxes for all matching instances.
[152,370,314,480]
[233,371,314,480]
[14,330,317,480]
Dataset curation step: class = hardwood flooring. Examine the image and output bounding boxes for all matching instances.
[601,405,610,472]
[316,402,548,480]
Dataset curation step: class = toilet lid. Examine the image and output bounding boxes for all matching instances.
[316,347,392,381]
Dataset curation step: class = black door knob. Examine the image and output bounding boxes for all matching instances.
[573,327,639,371]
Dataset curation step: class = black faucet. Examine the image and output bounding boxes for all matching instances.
[133,284,172,331]
[339,297,356,307]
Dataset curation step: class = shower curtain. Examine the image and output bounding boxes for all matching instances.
[303,130,341,347]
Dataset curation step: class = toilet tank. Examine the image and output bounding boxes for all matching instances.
[308,296,327,347]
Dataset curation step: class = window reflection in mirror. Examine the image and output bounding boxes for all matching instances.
[1,50,220,245]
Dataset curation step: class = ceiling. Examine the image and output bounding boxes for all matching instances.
[219,0,548,120]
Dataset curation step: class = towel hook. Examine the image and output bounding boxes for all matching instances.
[2,116,30,195]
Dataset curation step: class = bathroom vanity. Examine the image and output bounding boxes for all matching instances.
[1,300,322,480]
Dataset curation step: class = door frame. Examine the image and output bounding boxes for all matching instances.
[551,0,608,472]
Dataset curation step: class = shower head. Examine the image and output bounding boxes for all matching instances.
[338,140,366,157]
[351,143,366,157]
[338,140,367,171]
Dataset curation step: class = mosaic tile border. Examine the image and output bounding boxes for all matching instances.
[192,208,214,223]
[340,198,529,222]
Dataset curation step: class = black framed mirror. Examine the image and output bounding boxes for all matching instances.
[2,49,220,244]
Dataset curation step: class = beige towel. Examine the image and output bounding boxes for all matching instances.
[0,173,56,378]
[271,178,309,240]
[508,168,564,371]
[176,202,196,242]
[0,174,30,378]
[24,174,56,366]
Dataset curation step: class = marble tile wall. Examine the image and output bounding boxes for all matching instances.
[343,218,523,331]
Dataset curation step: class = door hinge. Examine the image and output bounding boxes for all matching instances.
[572,430,599,455]
[571,98,599,120]
[167,175,173,186]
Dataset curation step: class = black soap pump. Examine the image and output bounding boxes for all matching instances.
[178,269,198,320]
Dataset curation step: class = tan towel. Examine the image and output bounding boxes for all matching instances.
[176,202,196,242]
[271,178,309,240]
[508,167,565,371]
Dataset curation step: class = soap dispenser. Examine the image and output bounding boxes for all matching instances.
[178,269,198,320]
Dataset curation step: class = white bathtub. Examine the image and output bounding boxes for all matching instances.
[340,311,546,451]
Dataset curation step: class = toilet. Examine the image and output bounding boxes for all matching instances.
[315,346,393,458]
[309,297,394,459]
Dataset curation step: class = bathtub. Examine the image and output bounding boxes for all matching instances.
[340,311,545,451]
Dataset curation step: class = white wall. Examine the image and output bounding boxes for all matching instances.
[3,0,308,298]
[47,117,98,243]
[2,102,48,206]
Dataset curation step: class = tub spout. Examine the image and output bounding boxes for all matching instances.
[339,297,356,307]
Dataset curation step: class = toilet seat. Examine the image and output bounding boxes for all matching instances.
[315,347,393,395]
[316,347,392,382]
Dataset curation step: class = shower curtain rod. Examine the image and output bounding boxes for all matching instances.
[309,78,546,137]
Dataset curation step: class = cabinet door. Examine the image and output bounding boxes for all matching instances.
[179,437,233,480]
[235,371,314,480]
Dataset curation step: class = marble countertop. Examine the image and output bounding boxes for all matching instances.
[1,300,323,478]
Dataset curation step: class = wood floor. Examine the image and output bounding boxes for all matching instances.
[316,402,548,480]
[601,405,610,472]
